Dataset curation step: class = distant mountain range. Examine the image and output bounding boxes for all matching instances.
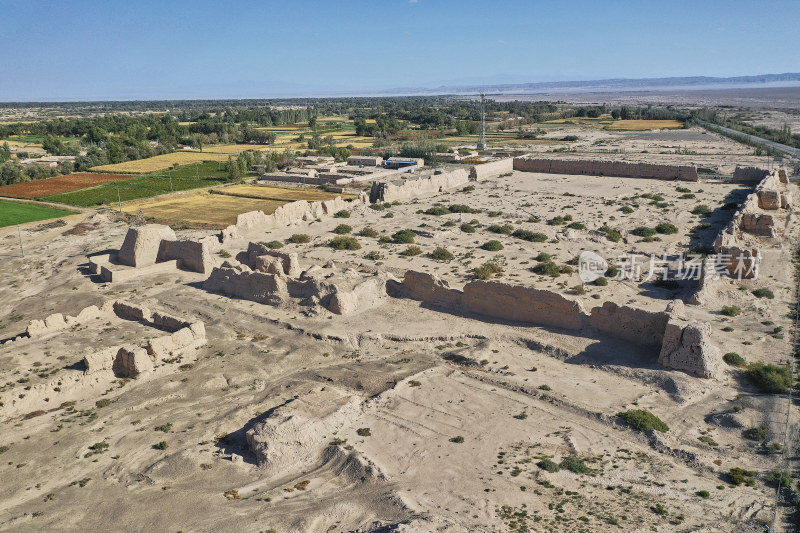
[378,73,800,96]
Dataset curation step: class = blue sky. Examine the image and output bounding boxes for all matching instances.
[0,0,797,101]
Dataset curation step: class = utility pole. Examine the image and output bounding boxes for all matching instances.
[196,162,199,179]
[117,185,122,213]
[477,92,487,151]
[17,225,24,257]
[169,169,173,192]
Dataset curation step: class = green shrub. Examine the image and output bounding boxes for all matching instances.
[329,236,361,250]
[547,215,573,226]
[356,428,371,437]
[536,459,560,473]
[155,441,168,451]
[721,305,741,317]
[383,212,394,218]
[594,276,608,286]
[559,456,591,474]
[450,436,464,443]
[680,193,696,199]
[676,186,691,193]
[723,352,746,367]
[481,240,504,251]
[460,223,476,233]
[424,206,451,216]
[473,262,503,280]
[605,265,620,278]
[288,233,311,244]
[261,240,284,249]
[743,425,769,440]
[332,224,352,235]
[745,362,792,393]
[617,409,669,432]
[429,247,454,262]
[619,206,634,214]
[333,210,350,218]
[95,399,112,408]
[534,252,551,262]
[632,226,657,237]
[392,229,416,244]
[369,203,385,211]
[442,220,456,227]
[598,225,622,242]
[765,469,792,488]
[487,224,514,235]
[400,245,422,257]
[696,490,710,499]
[512,229,547,242]
[655,222,678,234]
[725,467,755,486]
[751,288,774,299]
[218,250,231,258]
[692,204,712,215]
[532,261,561,277]
[448,203,481,213]
[364,251,382,261]
[358,227,379,238]
[653,278,679,290]
[566,222,586,230]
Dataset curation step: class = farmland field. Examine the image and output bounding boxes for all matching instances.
[121,191,287,227]
[0,199,76,228]
[607,119,685,130]
[43,175,226,207]
[0,172,132,199]
[215,184,357,202]
[90,151,233,174]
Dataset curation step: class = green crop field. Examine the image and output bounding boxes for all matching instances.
[43,161,239,207]
[0,199,76,228]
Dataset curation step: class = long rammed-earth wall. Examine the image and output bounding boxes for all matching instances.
[512,157,699,181]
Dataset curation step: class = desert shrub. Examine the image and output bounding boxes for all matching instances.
[358,227,379,238]
[218,250,231,258]
[680,193,696,199]
[532,261,561,277]
[364,251,382,261]
[329,236,361,250]
[450,436,464,443]
[745,362,792,393]
[696,490,710,498]
[765,469,792,488]
[725,467,755,486]
[743,425,769,440]
[481,240,504,251]
[617,409,669,432]
[261,240,284,249]
[721,305,741,317]
[598,225,622,242]
[566,222,586,230]
[424,206,451,216]
[332,224,352,234]
[333,210,350,218]
[429,247,454,262]
[369,203,385,211]
[383,212,394,218]
[356,428,371,437]
[572,284,586,295]
[692,204,712,215]
[619,206,634,214]
[594,276,608,286]
[723,352,746,367]
[442,220,456,227]
[95,399,112,408]
[448,203,481,213]
[400,245,422,257]
[605,265,620,277]
[632,226,657,237]
[512,229,547,242]
[751,288,774,299]
[655,222,678,234]
[487,224,514,235]
[527,215,541,223]
[676,186,691,193]
[534,252,551,262]
[155,441,168,450]
[288,233,311,244]
[653,278,679,290]
[559,456,591,474]
[460,223,476,233]
[392,229,416,244]
[547,215,573,226]
[473,262,503,280]
[537,459,560,473]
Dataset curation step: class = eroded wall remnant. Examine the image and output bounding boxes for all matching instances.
[392,271,720,378]
[513,157,699,181]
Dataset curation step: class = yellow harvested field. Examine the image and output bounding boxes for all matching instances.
[608,120,684,130]
[202,143,277,154]
[121,191,286,227]
[90,152,233,174]
[216,184,357,202]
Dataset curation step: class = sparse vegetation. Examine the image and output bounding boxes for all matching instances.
[745,362,792,393]
[617,409,669,432]
[723,352,746,367]
[721,305,741,317]
[481,240,504,251]
[288,233,311,244]
[751,288,774,299]
[400,245,422,256]
[429,247,454,262]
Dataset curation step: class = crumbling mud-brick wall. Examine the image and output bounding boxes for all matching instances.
[394,271,720,378]
[370,168,470,203]
[468,158,514,181]
[733,166,770,183]
[512,157,699,181]
[157,239,214,274]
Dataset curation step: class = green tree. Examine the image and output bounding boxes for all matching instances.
[226,155,241,181]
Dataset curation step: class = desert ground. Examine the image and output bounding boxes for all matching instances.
[0,135,796,533]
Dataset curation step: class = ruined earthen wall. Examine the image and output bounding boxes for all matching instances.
[369,168,470,203]
[513,157,699,181]
[733,166,769,183]
[468,158,515,181]
[157,239,213,274]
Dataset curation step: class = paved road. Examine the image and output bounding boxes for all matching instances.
[700,120,800,159]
